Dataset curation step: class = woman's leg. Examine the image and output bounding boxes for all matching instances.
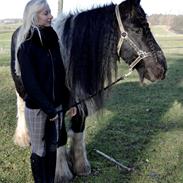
[45,118,58,183]
[25,107,47,183]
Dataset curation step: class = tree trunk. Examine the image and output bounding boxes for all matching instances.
[58,0,63,15]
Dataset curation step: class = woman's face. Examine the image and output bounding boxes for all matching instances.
[37,5,53,27]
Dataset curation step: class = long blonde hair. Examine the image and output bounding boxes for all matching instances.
[15,0,49,76]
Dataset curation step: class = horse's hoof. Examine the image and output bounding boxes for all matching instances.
[55,146,74,183]
[54,174,74,183]
[68,149,91,176]
[54,162,74,183]
[74,161,91,176]
[68,132,91,176]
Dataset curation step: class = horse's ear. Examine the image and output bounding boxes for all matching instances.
[119,0,141,18]
[124,0,141,6]
[133,0,141,6]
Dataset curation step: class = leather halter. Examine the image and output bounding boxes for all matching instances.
[115,5,152,76]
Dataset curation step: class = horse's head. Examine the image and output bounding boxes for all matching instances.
[118,0,167,83]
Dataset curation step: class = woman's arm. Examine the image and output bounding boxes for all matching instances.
[18,42,57,119]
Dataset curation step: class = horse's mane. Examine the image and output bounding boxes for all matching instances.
[56,4,120,111]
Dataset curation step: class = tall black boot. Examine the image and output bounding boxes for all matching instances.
[30,153,47,183]
[45,151,56,183]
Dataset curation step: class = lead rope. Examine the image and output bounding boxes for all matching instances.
[57,111,62,145]
[57,73,127,114]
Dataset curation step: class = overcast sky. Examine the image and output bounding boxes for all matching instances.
[0,0,182,19]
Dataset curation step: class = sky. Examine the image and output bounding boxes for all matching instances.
[0,0,182,19]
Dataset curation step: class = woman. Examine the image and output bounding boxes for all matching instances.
[15,0,76,182]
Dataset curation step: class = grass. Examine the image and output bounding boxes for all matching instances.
[0,31,14,67]
[0,24,183,183]
[151,25,177,37]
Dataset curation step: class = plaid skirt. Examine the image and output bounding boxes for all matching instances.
[25,106,62,157]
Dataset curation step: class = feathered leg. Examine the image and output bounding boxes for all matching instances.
[54,146,74,183]
[68,130,91,176]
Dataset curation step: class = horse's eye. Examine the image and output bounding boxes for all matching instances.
[133,28,143,34]
[136,28,143,34]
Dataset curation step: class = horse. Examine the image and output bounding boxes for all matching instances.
[11,0,167,182]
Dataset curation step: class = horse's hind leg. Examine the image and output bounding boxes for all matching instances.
[68,113,91,176]
[13,92,30,147]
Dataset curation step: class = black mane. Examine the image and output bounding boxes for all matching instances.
[54,1,165,112]
[60,4,119,110]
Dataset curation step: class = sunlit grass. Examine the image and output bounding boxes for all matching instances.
[130,130,183,183]
[162,100,183,127]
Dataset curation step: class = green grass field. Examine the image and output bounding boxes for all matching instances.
[0,24,183,183]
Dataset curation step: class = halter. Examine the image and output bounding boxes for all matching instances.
[115,5,152,77]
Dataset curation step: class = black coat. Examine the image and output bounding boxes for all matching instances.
[18,27,70,119]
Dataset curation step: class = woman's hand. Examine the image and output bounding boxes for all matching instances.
[66,107,77,117]
[49,114,58,121]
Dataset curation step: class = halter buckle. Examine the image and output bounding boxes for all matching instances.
[121,31,127,38]
[139,53,145,58]
[137,51,146,59]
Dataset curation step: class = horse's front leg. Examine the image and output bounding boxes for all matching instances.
[69,131,91,176]
[13,92,30,147]
[68,114,91,176]
[55,145,74,183]
[54,118,73,183]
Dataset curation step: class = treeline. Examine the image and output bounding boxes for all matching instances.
[148,14,183,34]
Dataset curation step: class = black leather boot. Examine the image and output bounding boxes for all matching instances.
[45,151,56,183]
[30,153,46,183]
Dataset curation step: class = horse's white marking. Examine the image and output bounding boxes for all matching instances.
[55,146,73,183]
[13,92,30,147]
[68,130,91,176]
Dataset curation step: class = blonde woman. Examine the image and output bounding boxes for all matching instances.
[14,0,76,182]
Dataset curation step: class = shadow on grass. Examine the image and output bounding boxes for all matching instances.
[75,54,183,182]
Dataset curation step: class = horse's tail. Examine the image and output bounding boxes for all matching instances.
[11,28,30,147]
